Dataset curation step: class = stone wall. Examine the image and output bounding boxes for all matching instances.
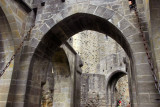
[51,47,73,107]
[81,74,106,107]
[72,30,126,74]
[73,31,100,73]
[53,73,72,107]
[55,44,77,107]
[136,1,160,106]
[148,0,160,80]
[41,63,54,107]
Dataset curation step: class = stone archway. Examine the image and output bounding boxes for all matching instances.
[39,47,73,107]
[21,44,77,107]
[30,13,138,106]
[106,70,127,107]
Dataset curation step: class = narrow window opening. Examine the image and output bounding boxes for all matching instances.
[41,2,45,6]
[33,8,37,16]
[61,0,65,2]
[33,8,38,24]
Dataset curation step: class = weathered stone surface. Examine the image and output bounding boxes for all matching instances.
[102,8,114,20]
[95,6,106,16]
[122,26,139,37]
[0,0,160,107]
[87,4,97,14]
[138,82,158,93]
[139,94,150,103]
[80,74,107,107]
[118,18,130,30]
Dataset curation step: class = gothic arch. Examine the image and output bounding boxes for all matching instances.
[29,7,140,102]
[29,12,138,106]
[22,46,74,107]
